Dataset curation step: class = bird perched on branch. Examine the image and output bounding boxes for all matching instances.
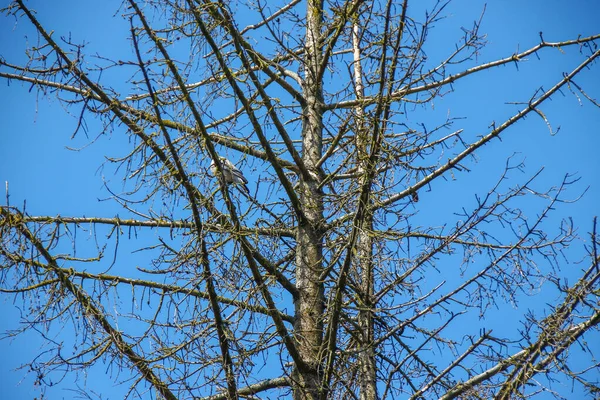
[210,156,250,194]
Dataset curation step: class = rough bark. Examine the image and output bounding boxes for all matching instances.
[293,0,326,399]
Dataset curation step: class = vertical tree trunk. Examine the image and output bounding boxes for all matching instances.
[293,0,325,399]
[352,21,378,400]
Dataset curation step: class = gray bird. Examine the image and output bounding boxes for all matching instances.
[210,156,250,194]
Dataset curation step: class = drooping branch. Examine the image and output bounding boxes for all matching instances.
[0,207,178,400]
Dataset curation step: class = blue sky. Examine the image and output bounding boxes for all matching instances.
[1,0,599,398]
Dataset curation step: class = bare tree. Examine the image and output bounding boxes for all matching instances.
[1,1,599,399]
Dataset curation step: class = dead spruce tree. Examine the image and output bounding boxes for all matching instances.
[1,1,599,399]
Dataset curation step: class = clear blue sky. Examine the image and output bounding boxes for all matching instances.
[1,0,599,398]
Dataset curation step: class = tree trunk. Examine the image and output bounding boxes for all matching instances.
[353,21,378,400]
[293,0,325,399]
